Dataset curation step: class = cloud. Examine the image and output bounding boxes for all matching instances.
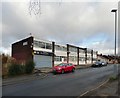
[1,1,118,55]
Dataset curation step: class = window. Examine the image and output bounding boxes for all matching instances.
[54,56,61,61]
[46,43,52,49]
[69,56,75,61]
[23,41,28,46]
[55,45,61,51]
[69,47,77,52]
[87,50,91,54]
[34,41,39,47]
[58,63,67,66]
[68,63,72,66]
[34,40,46,49]
[39,42,45,48]
[79,57,85,61]
[79,50,85,53]
[61,46,67,51]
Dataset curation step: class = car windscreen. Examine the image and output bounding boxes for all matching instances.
[95,62,100,64]
[57,63,67,66]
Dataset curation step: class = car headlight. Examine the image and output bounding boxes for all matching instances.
[58,68,61,70]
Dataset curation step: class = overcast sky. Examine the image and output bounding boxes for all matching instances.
[1,0,119,55]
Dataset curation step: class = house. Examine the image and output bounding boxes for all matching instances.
[97,54,119,64]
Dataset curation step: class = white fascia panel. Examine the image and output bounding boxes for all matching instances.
[55,51,67,56]
[33,47,52,52]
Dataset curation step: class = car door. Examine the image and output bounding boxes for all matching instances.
[69,63,73,71]
[63,64,68,72]
[66,63,71,71]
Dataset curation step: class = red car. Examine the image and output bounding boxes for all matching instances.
[52,63,75,74]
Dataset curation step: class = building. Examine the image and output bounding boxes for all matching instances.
[97,54,120,64]
[12,36,98,68]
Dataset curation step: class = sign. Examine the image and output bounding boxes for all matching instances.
[34,50,53,56]
[23,42,28,46]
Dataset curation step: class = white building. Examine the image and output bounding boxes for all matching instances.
[12,36,98,68]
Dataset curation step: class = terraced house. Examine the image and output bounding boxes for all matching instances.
[12,36,98,68]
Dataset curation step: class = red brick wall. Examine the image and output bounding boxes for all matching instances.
[12,36,33,64]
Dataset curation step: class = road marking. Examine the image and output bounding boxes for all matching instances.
[78,79,109,97]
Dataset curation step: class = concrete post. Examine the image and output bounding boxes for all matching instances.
[52,42,55,67]
[91,50,93,64]
[96,51,98,61]
[67,44,69,63]
[85,48,87,64]
[77,47,79,66]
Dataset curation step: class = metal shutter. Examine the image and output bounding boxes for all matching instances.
[34,55,52,68]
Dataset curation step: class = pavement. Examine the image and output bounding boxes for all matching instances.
[80,78,118,97]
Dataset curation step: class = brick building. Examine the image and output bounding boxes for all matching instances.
[12,36,98,68]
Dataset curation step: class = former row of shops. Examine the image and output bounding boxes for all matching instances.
[12,36,98,68]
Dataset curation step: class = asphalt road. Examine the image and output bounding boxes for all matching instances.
[2,64,116,96]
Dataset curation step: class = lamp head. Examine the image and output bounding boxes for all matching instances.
[111,9,117,12]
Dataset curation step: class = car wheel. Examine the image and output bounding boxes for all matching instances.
[53,72,56,75]
[61,70,64,74]
[72,68,75,72]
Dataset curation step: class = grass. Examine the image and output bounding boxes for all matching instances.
[109,76,118,82]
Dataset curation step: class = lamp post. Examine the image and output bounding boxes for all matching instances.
[111,9,117,77]
[111,9,117,57]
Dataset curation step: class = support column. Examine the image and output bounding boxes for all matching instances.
[77,47,79,66]
[91,50,93,64]
[85,48,87,64]
[67,44,70,63]
[52,42,55,67]
[96,51,98,61]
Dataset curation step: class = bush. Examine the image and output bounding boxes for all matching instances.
[8,64,24,76]
[25,61,35,74]
[8,61,35,76]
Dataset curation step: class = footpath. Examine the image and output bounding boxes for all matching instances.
[80,76,119,97]
[2,64,91,86]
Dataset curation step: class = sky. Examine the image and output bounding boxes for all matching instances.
[0,0,119,56]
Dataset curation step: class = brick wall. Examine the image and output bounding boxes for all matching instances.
[12,36,33,64]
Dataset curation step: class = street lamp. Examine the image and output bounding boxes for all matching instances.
[111,9,118,77]
[111,9,117,57]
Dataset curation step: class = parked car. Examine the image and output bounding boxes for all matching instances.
[92,61,107,67]
[92,61,102,67]
[52,63,75,74]
[101,61,107,66]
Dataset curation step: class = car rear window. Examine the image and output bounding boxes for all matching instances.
[68,63,72,66]
[58,63,67,66]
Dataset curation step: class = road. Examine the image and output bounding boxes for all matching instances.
[3,64,116,96]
